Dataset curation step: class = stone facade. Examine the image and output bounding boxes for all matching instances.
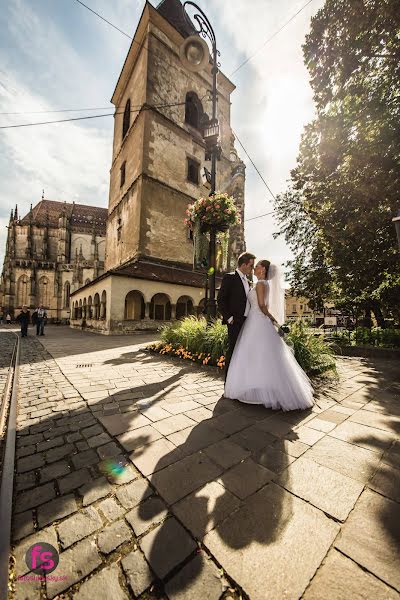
[0,200,107,322]
[70,0,246,333]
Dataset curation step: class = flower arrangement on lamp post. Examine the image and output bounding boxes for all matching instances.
[184,192,240,318]
[184,192,241,233]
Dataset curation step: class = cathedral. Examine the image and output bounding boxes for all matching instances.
[0,199,107,322]
[1,0,246,333]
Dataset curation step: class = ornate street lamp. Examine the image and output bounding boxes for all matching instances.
[180,2,220,318]
[392,210,400,252]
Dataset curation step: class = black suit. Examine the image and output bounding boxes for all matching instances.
[217,271,248,380]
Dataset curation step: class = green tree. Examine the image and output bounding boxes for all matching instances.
[274,0,400,325]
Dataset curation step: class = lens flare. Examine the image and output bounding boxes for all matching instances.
[99,458,128,482]
[208,267,215,275]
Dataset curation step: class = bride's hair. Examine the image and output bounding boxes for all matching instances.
[258,259,271,279]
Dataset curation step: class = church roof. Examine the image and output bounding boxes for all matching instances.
[20,200,108,234]
[156,0,196,38]
[111,257,221,288]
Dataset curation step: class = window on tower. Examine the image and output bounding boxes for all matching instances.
[187,158,200,184]
[122,99,131,139]
[185,92,202,130]
[120,161,126,187]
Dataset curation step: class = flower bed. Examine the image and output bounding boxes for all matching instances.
[146,317,337,376]
[147,341,225,370]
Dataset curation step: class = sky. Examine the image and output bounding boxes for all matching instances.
[0,0,325,273]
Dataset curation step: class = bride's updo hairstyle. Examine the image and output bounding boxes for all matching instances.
[258,259,271,279]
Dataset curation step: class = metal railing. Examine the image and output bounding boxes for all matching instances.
[0,332,20,600]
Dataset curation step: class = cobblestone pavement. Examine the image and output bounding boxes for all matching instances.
[10,326,400,600]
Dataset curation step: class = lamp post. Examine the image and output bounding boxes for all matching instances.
[393,210,400,252]
[180,2,220,318]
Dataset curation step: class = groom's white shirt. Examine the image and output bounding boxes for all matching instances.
[228,269,250,324]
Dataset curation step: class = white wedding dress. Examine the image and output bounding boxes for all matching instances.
[224,280,314,411]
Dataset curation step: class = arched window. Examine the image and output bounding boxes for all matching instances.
[100,291,107,320]
[64,281,71,308]
[125,291,145,320]
[79,299,83,319]
[197,298,206,316]
[176,296,194,320]
[93,293,100,320]
[122,99,131,139]
[185,92,202,130]
[38,276,50,307]
[88,296,93,319]
[17,275,29,307]
[150,293,171,321]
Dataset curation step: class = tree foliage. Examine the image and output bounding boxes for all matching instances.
[274,0,400,324]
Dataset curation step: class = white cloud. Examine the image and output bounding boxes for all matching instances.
[0,0,325,276]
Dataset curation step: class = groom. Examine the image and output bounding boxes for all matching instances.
[217,252,256,380]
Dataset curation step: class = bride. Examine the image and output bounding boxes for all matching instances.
[224,259,314,411]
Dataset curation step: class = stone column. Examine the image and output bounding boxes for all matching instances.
[170,303,176,321]
[144,302,151,320]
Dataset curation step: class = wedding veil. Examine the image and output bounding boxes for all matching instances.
[266,264,285,325]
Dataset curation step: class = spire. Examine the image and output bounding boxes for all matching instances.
[42,189,45,200]
[14,204,18,220]
[10,209,14,222]
[79,243,84,259]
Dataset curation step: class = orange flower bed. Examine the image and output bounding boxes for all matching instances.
[147,342,225,369]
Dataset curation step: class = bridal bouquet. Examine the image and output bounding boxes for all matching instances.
[277,324,290,337]
[184,192,241,233]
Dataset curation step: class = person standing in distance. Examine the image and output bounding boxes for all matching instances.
[217,252,255,382]
[16,305,30,337]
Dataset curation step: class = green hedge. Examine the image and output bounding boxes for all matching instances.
[147,316,336,376]
[332,327,400,348]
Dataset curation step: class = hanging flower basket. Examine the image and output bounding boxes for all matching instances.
[184,192,241,234]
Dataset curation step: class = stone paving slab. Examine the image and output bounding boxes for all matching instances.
[334,489,400,591]
[140,517,197,579]
[9,328,400,600]
[150,450,223,504]
[204,483,340,600]
[275,456,364,521]
[305,435,381,483]
[303,549,400,600]
[73,563,130,600]
[171,480,241,540]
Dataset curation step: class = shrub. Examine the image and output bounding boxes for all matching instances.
[150,316,336,376]
[332,327,400,348]
[286,320,337,375]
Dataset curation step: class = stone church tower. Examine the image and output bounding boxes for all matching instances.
[105,0,245,272]
[69,0,246,333]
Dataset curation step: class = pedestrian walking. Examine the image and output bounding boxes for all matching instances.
[6,313,12,325]
[16,305,30,337]
[32,305,47,336]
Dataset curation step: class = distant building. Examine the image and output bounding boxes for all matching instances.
[70,0,246,334]
[0,199,107,322]
[284,291,326,325]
